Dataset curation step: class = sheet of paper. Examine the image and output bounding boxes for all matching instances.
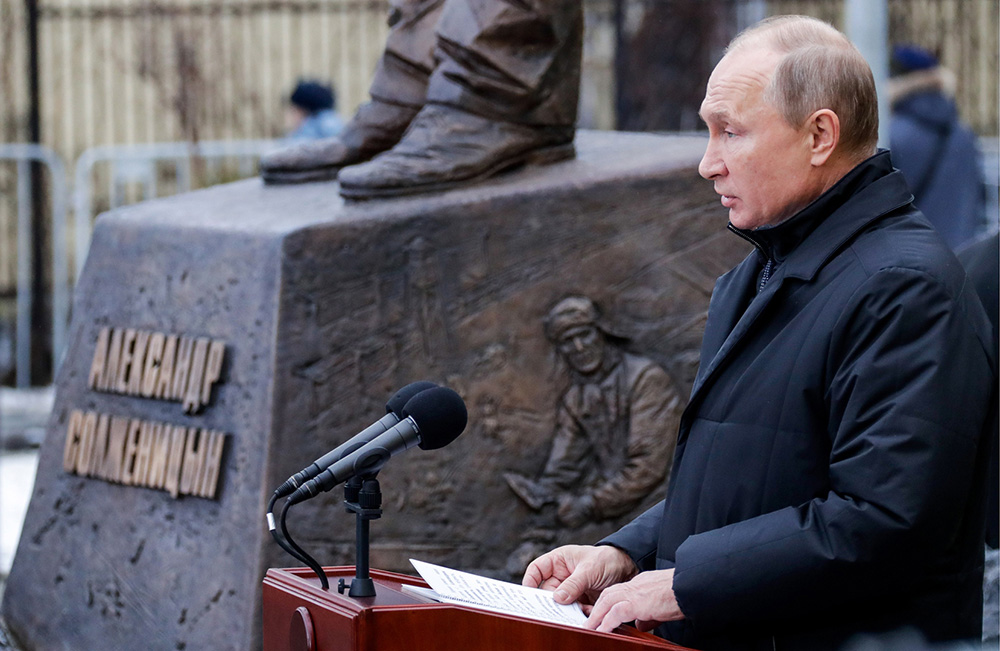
[410,558,588,628]
[399,583,442,602]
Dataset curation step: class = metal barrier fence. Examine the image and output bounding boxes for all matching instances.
[72,139,279,277]
[0,144,67,388]
[1,139,275,387]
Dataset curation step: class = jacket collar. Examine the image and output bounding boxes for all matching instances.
[727,150,913,280]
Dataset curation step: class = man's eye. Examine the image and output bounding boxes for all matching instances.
[725,130,737,138]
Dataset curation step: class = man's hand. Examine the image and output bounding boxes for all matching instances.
[585,568,685,633]
[522,544,637,607]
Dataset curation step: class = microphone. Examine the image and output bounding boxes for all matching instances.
[272,381,438,499]
[286,386,467,505]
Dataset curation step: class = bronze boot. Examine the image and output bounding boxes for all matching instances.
[338,105,575,198]
[260,0,445,184]
[337,0,583,199]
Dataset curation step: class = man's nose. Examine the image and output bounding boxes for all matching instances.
[699,142,724,180]
[574,337,585,352]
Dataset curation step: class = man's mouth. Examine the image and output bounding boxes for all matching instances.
[720,195,736,208]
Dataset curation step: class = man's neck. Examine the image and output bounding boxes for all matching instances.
[755,153,872,232]
[815,150,872,198]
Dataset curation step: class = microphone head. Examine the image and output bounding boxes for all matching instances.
[402,387,468,450]
[385,381,439,416]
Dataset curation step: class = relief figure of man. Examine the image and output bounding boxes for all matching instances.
[505,296,682,528]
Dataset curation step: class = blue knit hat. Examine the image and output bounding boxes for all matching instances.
[290,80,335,113]
[891,45,939,73]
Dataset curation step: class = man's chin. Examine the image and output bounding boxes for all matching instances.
[729,208,772,231]
[729,211,752,229]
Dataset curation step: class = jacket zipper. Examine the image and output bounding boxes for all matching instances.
[727,223,775,292]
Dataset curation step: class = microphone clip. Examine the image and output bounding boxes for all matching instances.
[343,476,383,515]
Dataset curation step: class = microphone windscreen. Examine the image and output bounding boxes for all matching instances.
[385,380,439,416]
[402,387,468,450]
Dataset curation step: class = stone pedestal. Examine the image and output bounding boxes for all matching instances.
[2,131,746,651]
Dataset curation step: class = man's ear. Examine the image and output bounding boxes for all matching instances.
[807,109,840,166]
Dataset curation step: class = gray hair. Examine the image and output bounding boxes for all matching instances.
[727,15,879,160]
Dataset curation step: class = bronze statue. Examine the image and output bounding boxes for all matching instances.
[260,0,583,198]
[504,296,682,528]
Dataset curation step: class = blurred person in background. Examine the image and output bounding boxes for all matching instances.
[958,230,1000,648]
[285,80,344,140]
[889,44,990,250]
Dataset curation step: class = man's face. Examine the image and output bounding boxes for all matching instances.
[698,47,822,230]
[557,325,604,375]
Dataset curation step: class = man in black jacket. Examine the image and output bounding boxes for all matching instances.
[522,15,996,651]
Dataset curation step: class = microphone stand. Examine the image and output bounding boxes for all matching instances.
[337,475,382,598]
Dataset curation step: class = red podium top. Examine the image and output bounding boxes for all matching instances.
[263,566,696,651]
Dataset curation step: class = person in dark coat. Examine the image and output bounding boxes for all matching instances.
[889,45,989,250]
[522,16,996,651]
[957,230,1000,645]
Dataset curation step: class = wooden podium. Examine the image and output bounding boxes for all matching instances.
[263,567,695,651]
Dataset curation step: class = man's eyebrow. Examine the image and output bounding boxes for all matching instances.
[700,108,730,124]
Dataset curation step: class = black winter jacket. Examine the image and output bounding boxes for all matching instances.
[602,152,996,651]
